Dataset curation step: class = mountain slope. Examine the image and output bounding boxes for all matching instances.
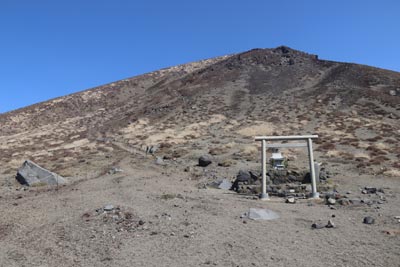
[0,46,399,179]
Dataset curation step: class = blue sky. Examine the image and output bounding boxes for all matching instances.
[1,0,399,113]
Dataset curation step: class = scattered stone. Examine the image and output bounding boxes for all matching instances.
[16,160,66,186]
[311,222,325,229]
[155,157,165,165]
[312,220,335,229]
[198,155,212,167]
[337,198,350,206]
[363,216,375,224]
[104,204,114,211]
[184,166,192,172]
[326,220,335,228]
[146,145,157,154]
[108,167,123,175]
[246,208,279,221]
[349,198,362,205]
[286,197,296,204]
[389,89,397,96]
[16,186,28,191]
[363,187,377,194]
[361,199,373,205]
[327,198,336,205]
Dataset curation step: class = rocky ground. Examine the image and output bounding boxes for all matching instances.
[0,46,399,266]
[0,153,399,267]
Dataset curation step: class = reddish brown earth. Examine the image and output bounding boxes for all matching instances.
[0,47,399,266]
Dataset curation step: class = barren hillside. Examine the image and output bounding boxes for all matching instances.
[1,46,399,178]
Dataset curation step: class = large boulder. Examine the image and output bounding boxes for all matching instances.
[16,160,66,186]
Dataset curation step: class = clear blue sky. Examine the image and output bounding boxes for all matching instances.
[1,0,399,113]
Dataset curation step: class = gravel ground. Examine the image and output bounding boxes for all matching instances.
[0,155,399,267]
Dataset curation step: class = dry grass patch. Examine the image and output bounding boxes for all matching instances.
[237,121,275,137]
[383,169,400,177]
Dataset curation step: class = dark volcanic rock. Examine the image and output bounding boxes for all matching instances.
[363,216,375,224]
[231,170,259,192]
[198,155,212,167]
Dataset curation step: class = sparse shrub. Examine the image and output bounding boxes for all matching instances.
[369,155,390,165]
[366,136,382,142]
[316,142,336,151]
[392,162,400,169]
[209,147,228,155]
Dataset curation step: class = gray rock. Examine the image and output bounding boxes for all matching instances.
[231,170,259,192]
[311,222,325,229]
[389,89,397,96]
[108,167,124,175]
[326,220,335,228]
[208,179,232,190]
[337,198,350,206]
[146,145,157,154]
[155,157,165,165]
[218,179,232,190]
[286,197,296,204]
[364,187,377,194]
[198,155,212,167]
[327,198,336,205]
[16,160,66,186]
[305,184,312,192]
[236,170,251,181]
[361,199,373,205]
[363,216,375,224]
[104,204,114,211]
[349,198,362,205]
[246,208,279,221]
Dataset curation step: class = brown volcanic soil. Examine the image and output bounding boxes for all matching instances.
[0,46,399,266]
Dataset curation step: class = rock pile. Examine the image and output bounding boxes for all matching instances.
[230,167,332,196]
[82,205,144,233]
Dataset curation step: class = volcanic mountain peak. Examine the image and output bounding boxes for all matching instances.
[0,46,399,178]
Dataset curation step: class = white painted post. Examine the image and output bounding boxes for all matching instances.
[307,138,319,198]
[260,139,269,200]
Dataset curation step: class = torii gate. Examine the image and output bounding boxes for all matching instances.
[255,135,320,200]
